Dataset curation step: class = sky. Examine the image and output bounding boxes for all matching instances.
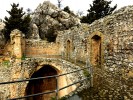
[0,0,133,19]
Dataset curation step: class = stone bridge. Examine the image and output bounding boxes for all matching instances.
[0,55,89,99]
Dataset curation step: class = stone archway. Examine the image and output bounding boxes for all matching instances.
[91,35,101,67]
[66,40,71,59]
[88,31,104,89]
[25,65,58,100]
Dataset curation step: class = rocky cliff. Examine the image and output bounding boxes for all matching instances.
[0,22,5,47]
[31,1,80,41]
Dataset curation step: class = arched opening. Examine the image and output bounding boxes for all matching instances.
[66,40,71,59]
[91,35,101,67]
[25,65,58,100]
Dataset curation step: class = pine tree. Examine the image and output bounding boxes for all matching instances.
[21,14,31,38]
[4,3,31,41]
[81,0,117,24]
[63,6,75,16]
[63,6,71,14]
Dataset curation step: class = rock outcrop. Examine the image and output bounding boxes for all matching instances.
[31,1,80,41]
[0,22,5,47]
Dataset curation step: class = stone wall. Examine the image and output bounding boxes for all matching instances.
[89,6,133,100]
[56,6,133,99]
[1,42,12,56]
[56,24,89,63]
[0,62,11,100]
[25,39,61,57]
[0,57,88,99]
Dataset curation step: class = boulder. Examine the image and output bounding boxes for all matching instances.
[31,1,81,41]
[0,22,5,46]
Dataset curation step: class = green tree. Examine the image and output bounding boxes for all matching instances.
[81,0,117,24]
[21,14,31,38]
[4,3,31,41]
[63,6,75,16]
[63,6,71,14]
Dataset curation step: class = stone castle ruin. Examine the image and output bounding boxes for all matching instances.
[0,1,133,100]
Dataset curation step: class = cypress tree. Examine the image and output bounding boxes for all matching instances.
[81,0,117,24]
[4,3,31,41]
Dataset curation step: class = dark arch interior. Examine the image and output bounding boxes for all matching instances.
[92,35,101,40]
[25,65,57,100]
[66,40,71,59]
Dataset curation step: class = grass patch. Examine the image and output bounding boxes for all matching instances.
[51,96,67,100]
[21,55,26,60]
[2,60,10,67]
[83,70,90,78]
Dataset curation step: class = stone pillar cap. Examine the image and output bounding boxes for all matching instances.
[10,29,22,37]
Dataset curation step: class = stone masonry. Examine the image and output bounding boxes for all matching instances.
[0,3,133,100]
[56,6,133,100]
